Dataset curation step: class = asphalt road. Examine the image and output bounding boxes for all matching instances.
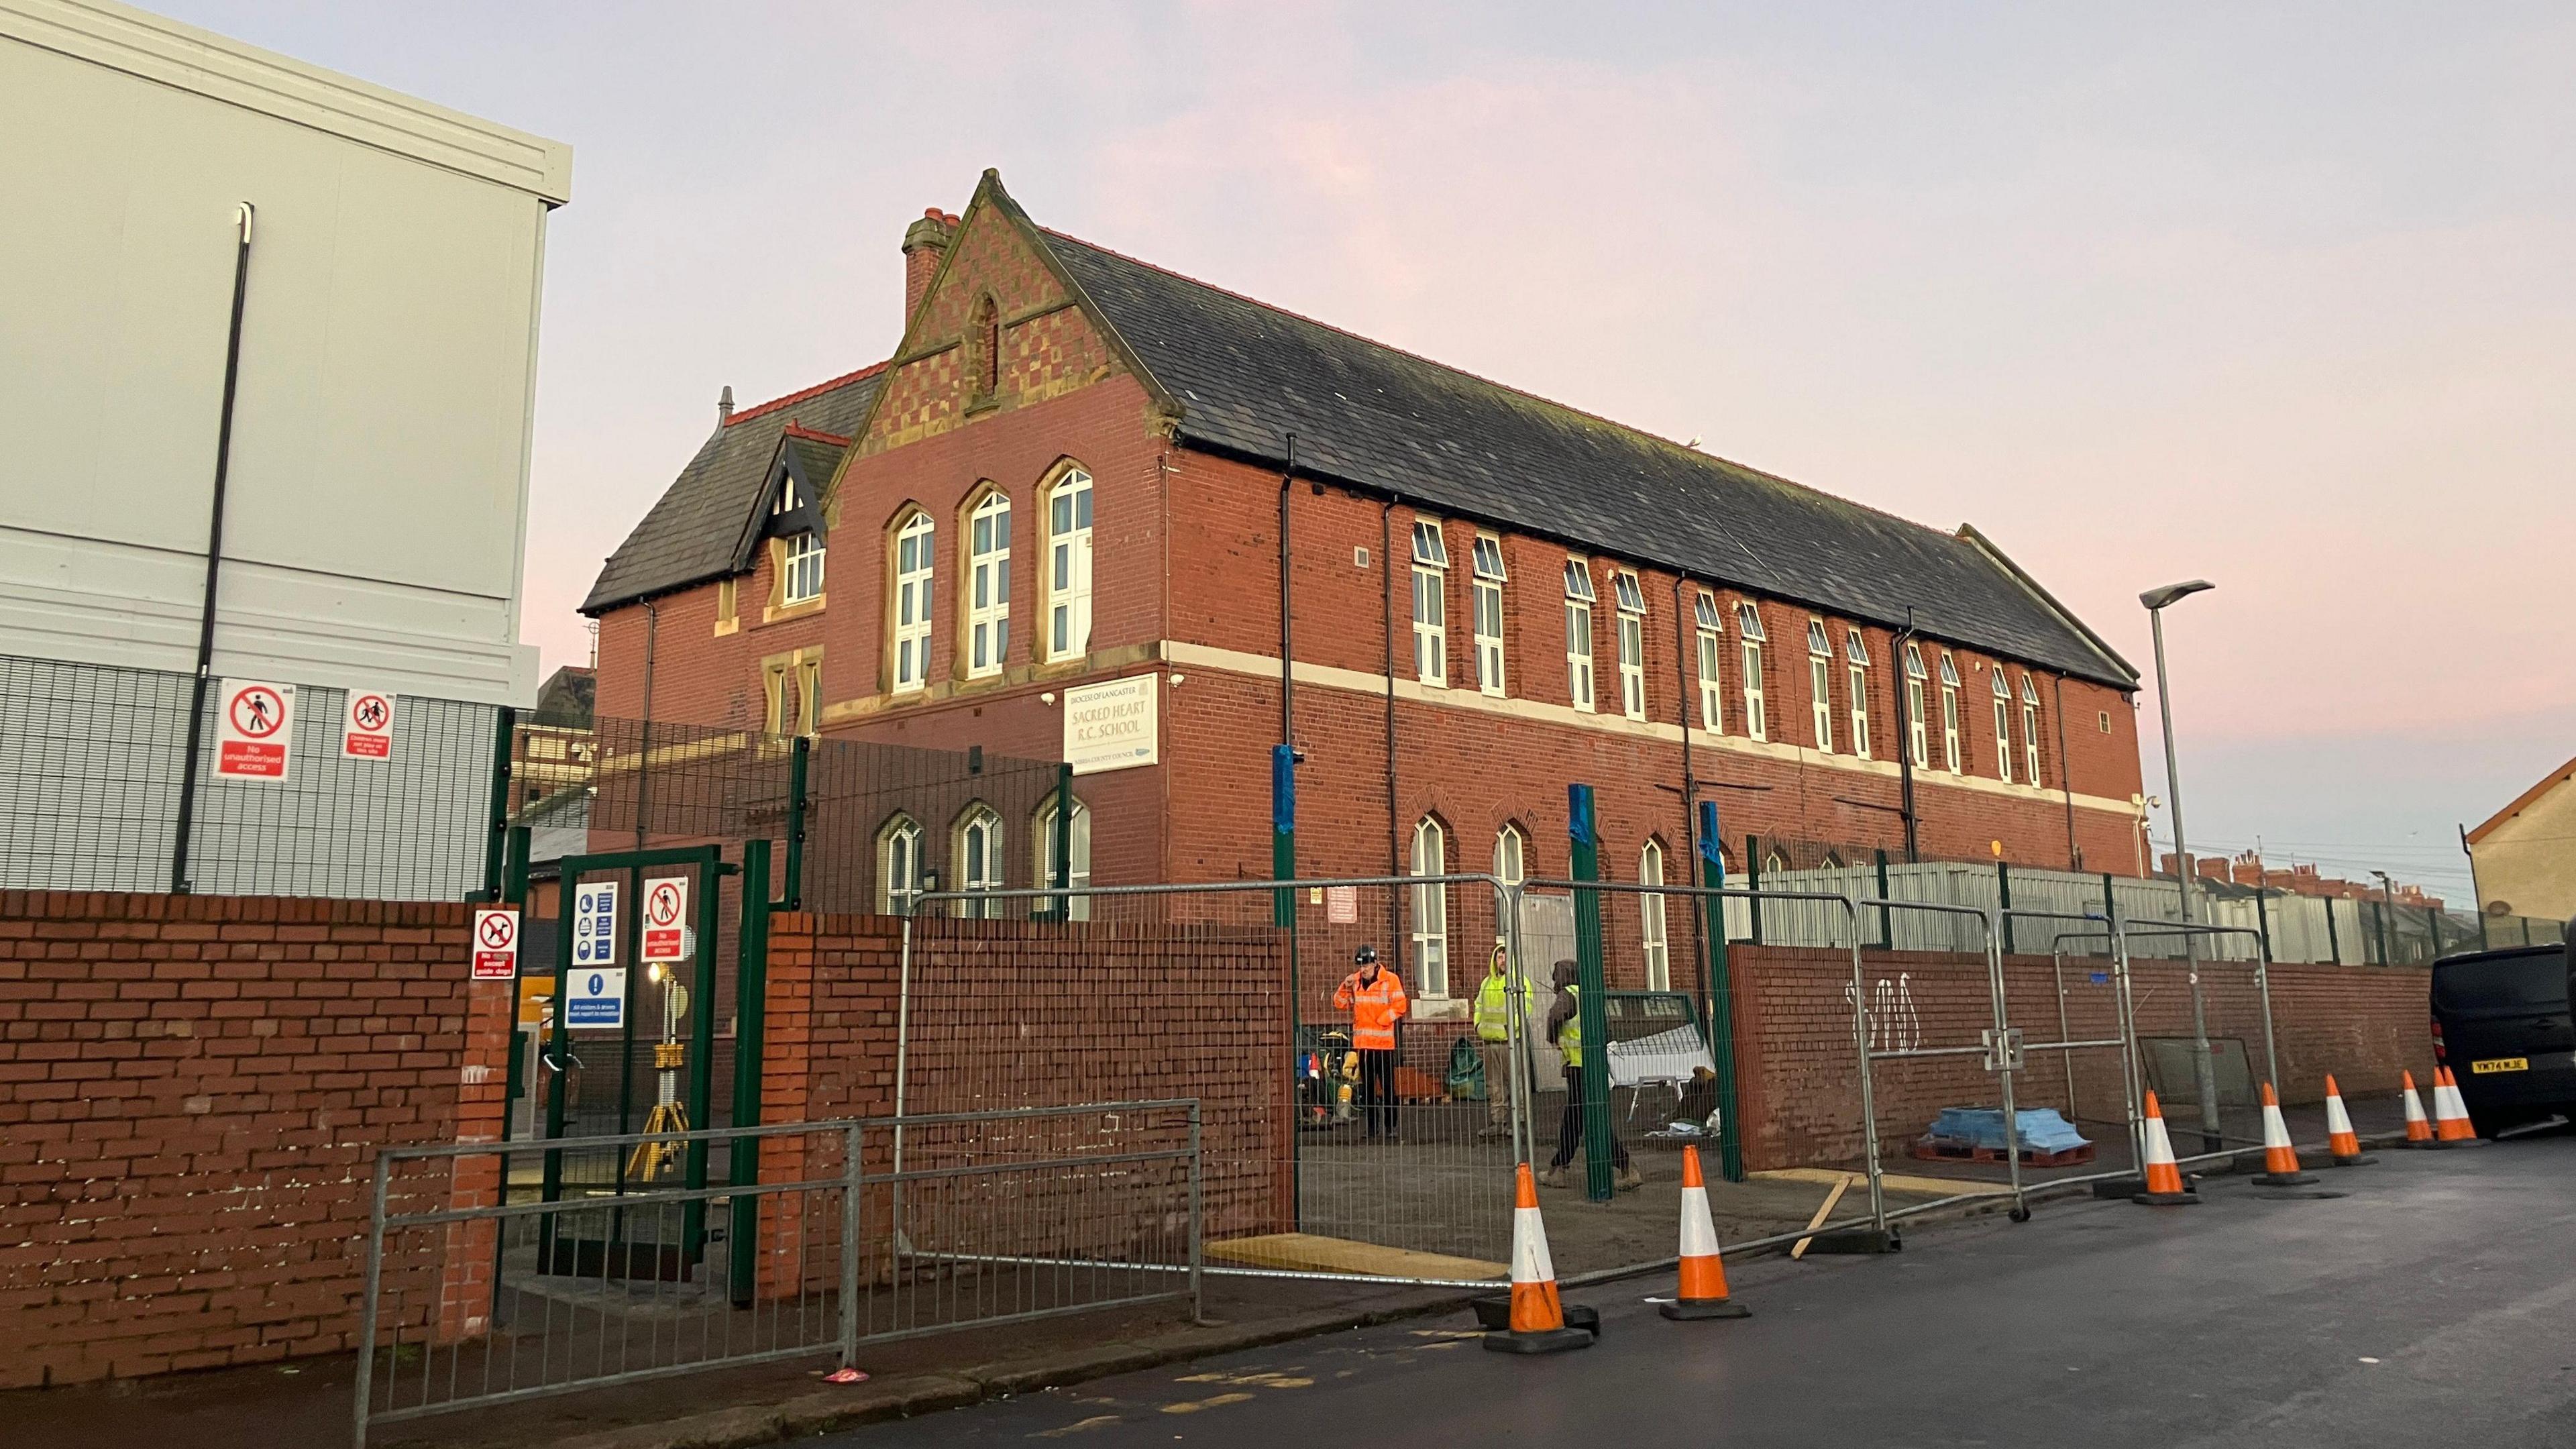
[820,1124,2576,1448]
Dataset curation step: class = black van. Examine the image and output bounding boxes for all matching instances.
[2429,942,2576,1137]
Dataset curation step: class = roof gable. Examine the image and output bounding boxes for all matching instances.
[2467,753,2576,845]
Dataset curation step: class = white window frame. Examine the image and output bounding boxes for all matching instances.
[1470,536,1507,696]
[1844,627,1872,760]
[2020,675,2045,789]
[1991,668,2015,782]
[1411,519,1449,687]
[1613,570,1647,720]
[1735,602,1768,741]
[965,491,1010,678]
[892,511,934,693]
[1563,559,1597,712]
[955,805,1004,918]
[782,531,825,606]
[1034,795,1092,922]
[1494,823,1526,888]
[1807,619,1835,753]
[877,814,922,916]
[1639,839,1670,991]
[1939,653,1962,773]
[1904,643,1929,769]
[1693,592,1723,733]
[1410,816,1450,998]
[1044,468,1093,661]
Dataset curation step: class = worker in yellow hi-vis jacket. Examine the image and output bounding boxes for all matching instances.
[1471,941,1525,1139]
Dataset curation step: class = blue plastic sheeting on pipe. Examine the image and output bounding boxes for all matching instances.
[1920,1107,2090,1154]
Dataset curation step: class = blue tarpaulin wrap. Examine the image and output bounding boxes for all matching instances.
[1921,1108,2090,1154]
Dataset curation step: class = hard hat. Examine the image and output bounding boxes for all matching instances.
[1352,944,1380,965]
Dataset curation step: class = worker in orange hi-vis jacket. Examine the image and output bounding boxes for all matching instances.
[1334,945,1410,1142]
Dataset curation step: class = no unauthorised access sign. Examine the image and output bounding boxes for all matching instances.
[341,686,397,760]
[215,680,296,782]
[472,908,519,980]
[641,876,689,963]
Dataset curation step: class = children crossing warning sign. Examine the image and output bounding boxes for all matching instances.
[341,686,397,760]
[215,680,296,782]
[641,876,688,963]
[472,908,519,981]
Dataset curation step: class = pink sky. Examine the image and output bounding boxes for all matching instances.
[156,2,2576,896]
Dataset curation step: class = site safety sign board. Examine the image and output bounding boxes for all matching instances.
[641,877,689,963]
[471,908,519,981]
[340,686,397,760]
[214,680,295,782]
[572,881,618,967]
[566,967,625,1029]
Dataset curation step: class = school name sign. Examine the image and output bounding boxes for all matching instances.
[1063,674,1157,775]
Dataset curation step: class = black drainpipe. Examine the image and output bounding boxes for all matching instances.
[1279,435,1296,773]
[1893,606,1921,863]
[1672,574,1707,1009]
[2053,676,2080,869]
[635,600,659,849]
[170,203,257,895]
[1382,494,1401,955]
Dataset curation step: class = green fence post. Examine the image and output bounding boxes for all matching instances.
[729,839,771,1307]
[1051,762,1074,920]
[1996,861,2016,955]
[1697,801,1744,1183]
[1745,834,1764,946]
[1568,785,1614,1202]
[681,849,726,1263]
[1874,848,1893,950]
[781,736,809,911]
[478,706,518,902]
[1271,746,1296,928]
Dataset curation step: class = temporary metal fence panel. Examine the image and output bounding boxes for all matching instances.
[898,876,1520,1288]
[355,1103,1199,1448]
[2113,920,2277,1167]
[1994,908,2147,1193]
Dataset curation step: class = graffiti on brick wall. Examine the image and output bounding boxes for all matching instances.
[1845,973,1924,1054]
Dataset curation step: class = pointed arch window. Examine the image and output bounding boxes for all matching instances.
[1045,468,1093,660]
[1735,602,1768,741]
[892,511,934,692]
[965,491,1010,678]
[1494,823,1527,888]
[1034,795,1092,921]
[955,805,1003,918]
[877,814,923,916]
[1639,839,1670,991]
[1410,817,1450,998]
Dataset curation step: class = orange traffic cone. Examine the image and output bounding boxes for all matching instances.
[2322,1075,2374,1166]
[1483,1163,1593,1354]
[2251,1083,2317,1185]
[2399,1071,2435,1147]
[2133,1091,2198,1206]
[1661,1146,1750,1321]
[2432,1067,2477,1144]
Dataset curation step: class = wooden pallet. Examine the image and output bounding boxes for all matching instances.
[1909,1137,2096,1169]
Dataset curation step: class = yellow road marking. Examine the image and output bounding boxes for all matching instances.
[1161,1393,1256,1415]
[1030,1415,1122,1438]
[1173,1369,1310,1387]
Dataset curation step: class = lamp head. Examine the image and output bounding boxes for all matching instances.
[2140,580,2215,611]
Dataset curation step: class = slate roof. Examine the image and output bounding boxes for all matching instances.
[1043,231,2136,688]
[581,366,883,613]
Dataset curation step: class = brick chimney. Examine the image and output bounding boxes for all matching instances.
[902,209,957,323]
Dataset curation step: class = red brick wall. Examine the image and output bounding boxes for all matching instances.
[1725,944,2436,1171]
[0,892,513,1389]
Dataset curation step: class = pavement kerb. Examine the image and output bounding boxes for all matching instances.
[525,1295,1481,1449]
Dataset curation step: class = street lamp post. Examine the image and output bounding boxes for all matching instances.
[2142,579,2222,1157]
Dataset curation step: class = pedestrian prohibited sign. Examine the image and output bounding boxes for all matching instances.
[641,877,688,963]
[340,686,397,760]
[214,680,296,782]
[566,967,625,1028]
[471,908,519,981]
[572,881,618,967]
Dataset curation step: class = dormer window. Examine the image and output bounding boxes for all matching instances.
[782,531,824,605]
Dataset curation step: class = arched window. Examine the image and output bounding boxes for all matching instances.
[1990,667,2014,782]
[1493,823,1527,887]
[1639,839,1670,991]
[954,805,1003,918]
[1409,816,1450,998]
[1939,652,1962,773]
[1034,795,1092,921]
[967,292,1000,404]
[2019,675,2045,788]
[1735,602,1768,741]
[1807,619,1835,753]
[891,510,934,692]
[1044,468,1093,660]
[1764,849,1789,876]
[877,814,922,916]
[1904,643,1929,769]
[965,490,1010,678]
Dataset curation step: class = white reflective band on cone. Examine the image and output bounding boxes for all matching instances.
[2325,1093,2355,1138]
[1511,1205,1556,1284]
[2261,1102,2294,1150]
[1678,1185,1720,1258]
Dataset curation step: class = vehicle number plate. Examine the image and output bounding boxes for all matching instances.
[2471,1057,2528,1075]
